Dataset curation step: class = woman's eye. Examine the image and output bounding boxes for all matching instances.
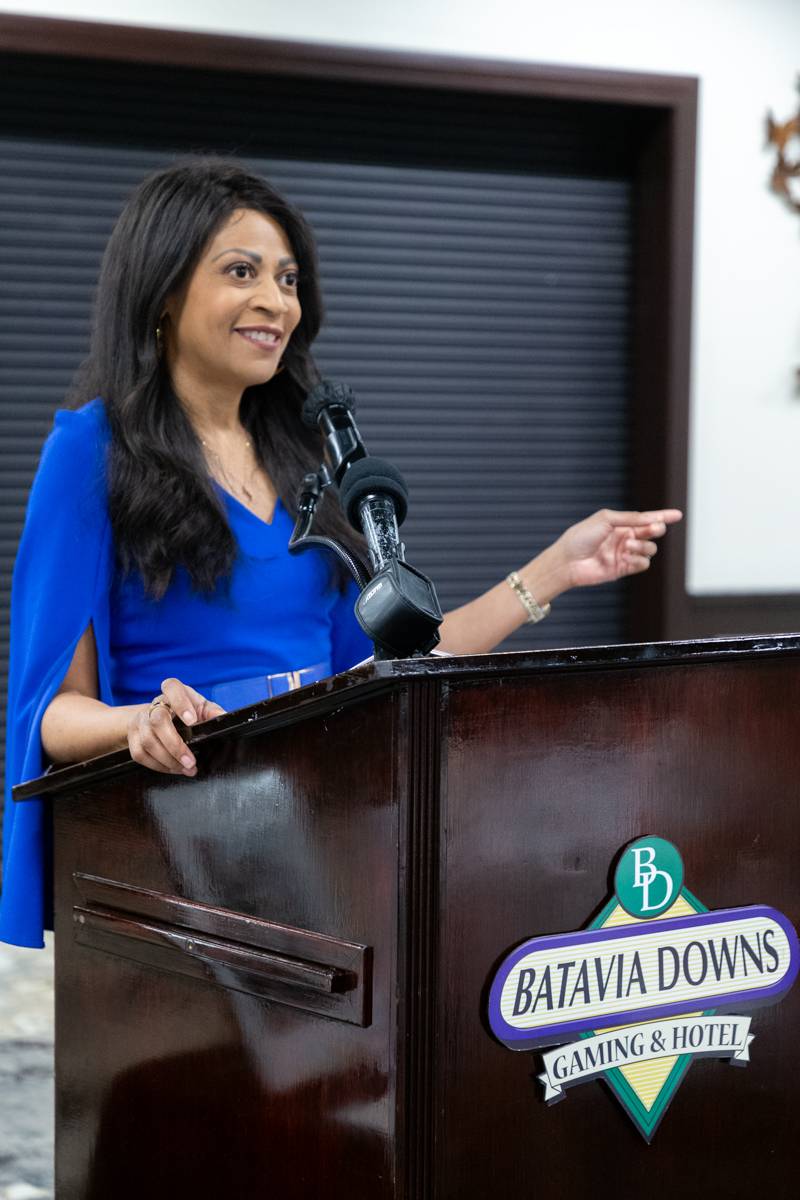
[227,262,255,280]
[281,271,299,288]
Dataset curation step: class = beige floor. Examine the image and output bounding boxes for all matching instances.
[0,935,54,1200]
[0,935,54,1042]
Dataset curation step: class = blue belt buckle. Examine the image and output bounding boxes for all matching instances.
[210,662,328,711]
[265,663,325,698]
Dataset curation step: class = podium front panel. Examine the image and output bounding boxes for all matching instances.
[434,654,800,1197]
[53,689,402,1199]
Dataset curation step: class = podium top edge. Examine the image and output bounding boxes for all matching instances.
[13,631,800,801]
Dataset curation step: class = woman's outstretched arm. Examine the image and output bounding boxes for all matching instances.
[436,508,682,656]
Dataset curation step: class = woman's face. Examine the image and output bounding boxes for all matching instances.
[162,207,302,396]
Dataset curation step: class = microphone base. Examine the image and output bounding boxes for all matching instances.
[355,559,443,659]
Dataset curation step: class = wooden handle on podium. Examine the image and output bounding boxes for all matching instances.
[71,873,372,1026]
[73,906,354,994]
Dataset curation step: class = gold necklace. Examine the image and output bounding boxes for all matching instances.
[201,435,260,503]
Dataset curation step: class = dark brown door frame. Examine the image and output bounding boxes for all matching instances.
[3,13,779,640]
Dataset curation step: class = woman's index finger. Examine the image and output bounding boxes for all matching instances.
[160,677,200,725]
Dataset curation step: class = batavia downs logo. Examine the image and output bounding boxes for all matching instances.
[487,837,799,1141]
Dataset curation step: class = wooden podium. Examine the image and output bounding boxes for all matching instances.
[16,635,800,1198]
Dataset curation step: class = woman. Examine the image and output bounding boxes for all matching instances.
[0,158,681,948]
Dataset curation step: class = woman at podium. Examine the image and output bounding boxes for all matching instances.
[0,158,680,948]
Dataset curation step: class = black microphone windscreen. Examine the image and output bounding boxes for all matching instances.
[301,379,356,429]
[338,455,409,528]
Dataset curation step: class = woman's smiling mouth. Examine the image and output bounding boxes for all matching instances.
[235,326,282,350]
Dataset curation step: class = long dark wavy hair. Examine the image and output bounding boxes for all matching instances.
[67,156,362,597]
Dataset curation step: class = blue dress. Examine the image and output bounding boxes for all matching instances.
[0,398,371,948]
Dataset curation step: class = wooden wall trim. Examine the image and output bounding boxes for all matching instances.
[0,13,697,104]
[683,595,800,638]
[663,85,700,640]
[626,79,698,642]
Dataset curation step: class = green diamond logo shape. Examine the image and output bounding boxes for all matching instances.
[583,884,710,1142]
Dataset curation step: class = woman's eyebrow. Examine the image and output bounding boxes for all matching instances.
[210,248,298,268]
[211,246,262,263]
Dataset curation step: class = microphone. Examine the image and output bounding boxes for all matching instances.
[301,379,442,658]
[301,380,365,485]
[302,381,407,574]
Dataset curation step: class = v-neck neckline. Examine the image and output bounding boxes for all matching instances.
[217,484,282,530]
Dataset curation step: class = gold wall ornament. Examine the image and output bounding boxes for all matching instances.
[766,83,800,387]
[766,84,800,215]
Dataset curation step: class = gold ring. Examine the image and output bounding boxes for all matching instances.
[148,696,172,718]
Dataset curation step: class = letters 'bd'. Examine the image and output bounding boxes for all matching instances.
[488,904,800,1051]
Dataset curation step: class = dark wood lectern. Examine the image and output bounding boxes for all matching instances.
[16,636,800,1198]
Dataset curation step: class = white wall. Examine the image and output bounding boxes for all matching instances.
[3,0,800,592]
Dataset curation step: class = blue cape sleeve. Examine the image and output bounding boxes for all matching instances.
[0,401,114,948]
[329,578,373,674]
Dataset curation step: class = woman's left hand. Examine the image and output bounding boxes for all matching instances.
[552,508,683,589]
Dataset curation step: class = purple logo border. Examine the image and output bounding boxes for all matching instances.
[488,904,800,1049]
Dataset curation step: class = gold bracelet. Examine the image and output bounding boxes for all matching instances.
[506,571,551,623]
